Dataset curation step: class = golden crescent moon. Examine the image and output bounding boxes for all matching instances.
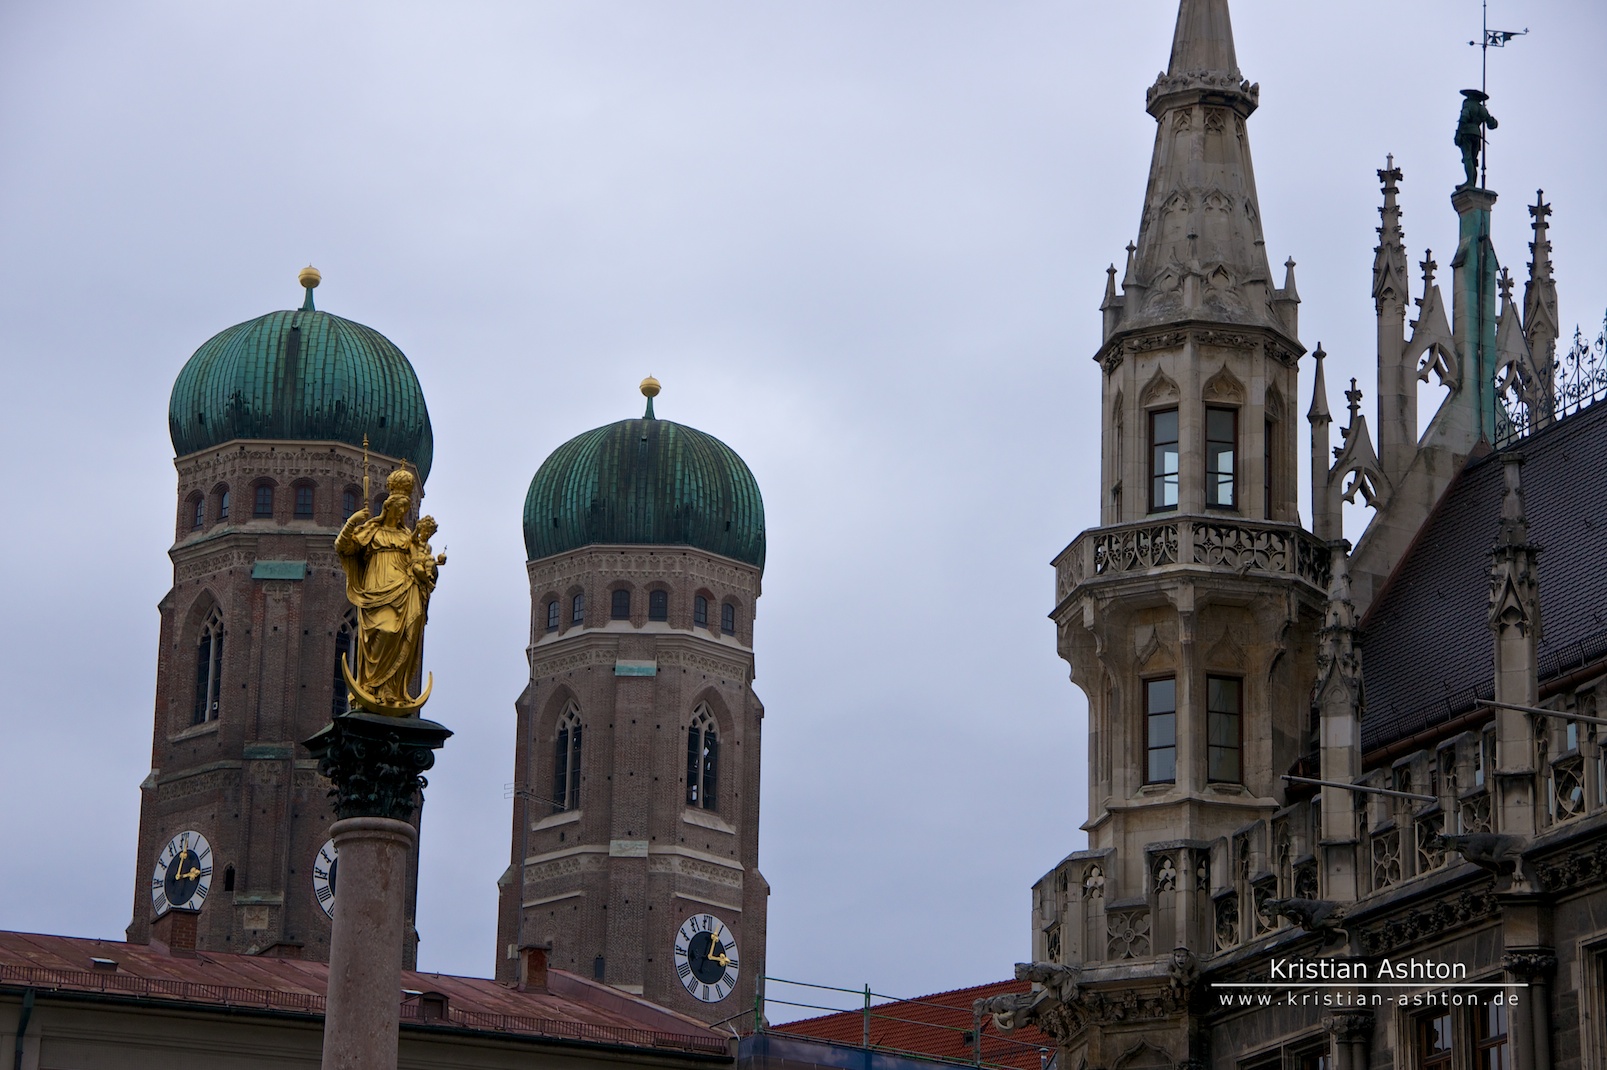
[340,657,433,717]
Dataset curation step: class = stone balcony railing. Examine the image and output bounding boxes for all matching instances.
[1054,516,1331,603]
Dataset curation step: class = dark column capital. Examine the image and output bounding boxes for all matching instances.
[1502,949,1558,981]
[1323,1011,1375,1041]
[303,713,452,822]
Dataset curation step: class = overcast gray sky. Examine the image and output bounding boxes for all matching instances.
[1,1,1602,1015]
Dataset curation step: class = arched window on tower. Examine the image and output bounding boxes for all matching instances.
[192,606,225,725]
[721,602,737,636]
[189,495,204,531]
[694,595,709,628]
[648,590,668,622]
[571,592,585,626]
[331,612,357,717]
[552,704,583,812]
[611,588,631,620]
[253,483,275,518]
[545,599,560,632]
[217,487,231,522]
[294,482,315,519]
[342,487,359,518]
[686,707,719,810]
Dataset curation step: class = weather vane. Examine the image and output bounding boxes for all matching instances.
[1465,0,1527,188]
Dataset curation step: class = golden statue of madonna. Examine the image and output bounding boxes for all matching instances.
[336,466,445,716]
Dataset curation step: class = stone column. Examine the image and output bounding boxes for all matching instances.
[324,817,415,1070]
[1504,950,1556,1070]
[304,712,451,1070]
[1323,1011,1372,1070]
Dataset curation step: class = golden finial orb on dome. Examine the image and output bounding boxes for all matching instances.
[640,375,661,399]
[299,265,322,289]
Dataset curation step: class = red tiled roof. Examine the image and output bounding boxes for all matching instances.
[0,931,726,1057]
[772,979,1053,1070]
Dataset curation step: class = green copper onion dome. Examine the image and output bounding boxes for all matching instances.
[523,379,765,569]
[169,268,433,480]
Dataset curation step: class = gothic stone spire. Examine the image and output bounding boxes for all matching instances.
[1523,190,1560,372]
[1118,0,1287,338]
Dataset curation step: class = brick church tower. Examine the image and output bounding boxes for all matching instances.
[128,268,434,965]
[495,378,768,1023]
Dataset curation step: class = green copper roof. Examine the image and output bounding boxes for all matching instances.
[523,414,765,569]
[169,305,433,480]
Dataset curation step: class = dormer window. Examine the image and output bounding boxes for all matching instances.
[1206,407,1237,509]
[1149,409,1179,511]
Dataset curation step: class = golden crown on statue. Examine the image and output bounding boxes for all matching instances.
[385,468,415,499]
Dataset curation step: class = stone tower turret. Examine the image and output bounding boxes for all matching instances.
[1037,2,1328,1064]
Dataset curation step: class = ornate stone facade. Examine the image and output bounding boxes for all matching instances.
[1004,3,1607,1069]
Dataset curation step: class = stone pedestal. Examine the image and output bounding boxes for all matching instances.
[322,817,415,1070]
[303,712,451,1070]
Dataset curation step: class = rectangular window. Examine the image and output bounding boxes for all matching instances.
[294,485,315,518]
[552,728,570,811]
[1206,406,1237,508]
[193,633,213,726]
[1264,418,1274,516]
[1207,676,1242,783]
[552,723,582,811]
[686,727,703,806]
[1149,409,1179,511]
[1416,1012,1454,1070]
[1475,1002,1510,1070]
[1145,678,1177,784]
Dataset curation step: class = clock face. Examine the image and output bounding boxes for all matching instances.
[312,838,338,919]
[151,831,212,916]
[673,913,739,1003]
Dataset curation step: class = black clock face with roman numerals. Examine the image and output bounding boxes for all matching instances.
[312,838,338,919]
[673,912,739,1002]
[151,831,213,916]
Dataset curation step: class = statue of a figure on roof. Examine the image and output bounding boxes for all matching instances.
[1454,89,1497,189]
